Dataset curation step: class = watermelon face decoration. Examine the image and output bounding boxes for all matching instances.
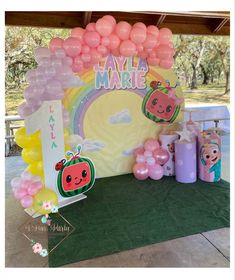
[142,80,183,123]
[55,146,95,197]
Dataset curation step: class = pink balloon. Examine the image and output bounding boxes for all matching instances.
[74,56,83,66]
[147,56,160,66]
[111,48,120,57]
[136,44,144,53]
[134,147,145,157]
[138,51,148,59]
[20,195,33,208]
[102,15,116,27]
[159,59,174,69]
[133,22,147,31]
[81,45,90,54]
[144,139,160,152]
[81,53,91,63]
[90,49,102,64]
[115,21,132,40]
[136,154,146,163]
[71,27,85,42]
[49,37,64,53]
[153,147,170,165]
[146,157,156,166]
[147,25,159,37]
[96,18,114,37]
[148,164,164,180]
[156,44,173,60]
[32,181,43,190]
[97,45,109,56]
[144,150,152,157]
[63,37,82,57]
[130,27,147,44]
[120,40,136,57]
[159,28,172,44]
[143,34,158,49]
[14,188,28,200]
[84,31,101,48]
[71,63,83,73]
[101,36,110,47]
[32,175,42,183]
[133,163,149,180]
[27,184,39,196]
[108,34,120,50]
[86,22,96,32]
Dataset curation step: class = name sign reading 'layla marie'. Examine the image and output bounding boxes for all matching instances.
[94,55,148,90]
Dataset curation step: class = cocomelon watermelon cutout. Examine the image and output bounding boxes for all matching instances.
[55,146,96,197]
[142,80,183,123]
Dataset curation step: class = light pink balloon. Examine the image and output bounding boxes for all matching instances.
[148,164,164,180]
[133,22,147,31]
[50,57,62,67]
[49,37,64,53]
[159,28,172,44]
[71,27,85,42]
[54,48,66,59]
[143,34,157,49]
[120,40,136,57]
[130,27,147,44]
[10,177,22,190]
[144,139,160,152]
[101,36,110,47]
[146,157,156,166]
[20,195,33,208]
[17,102,33,118]
[133,163,149,180]
[81,45,90,54]
[156,44,173,60]
[46,80,63,92]
[134,147,145,157]
[81,53,91,63]
[84,31,101,48]
[63,37,82,57]
[32,175,42,183]
[83,62,93,69]
[102,15,116,27]
[159,59,174,69]
[111,48,120,57]
[31,181,43,190]
[86,22,96,32]
[27,184,39,196]
[14,188,28,200]
[115,21,132,40]
[96,18,114,37]
[153,147,170,165]
[34,47,51,59]
[147,25,159,37]
[74,56,83,66]
[144,150,153,158]
[71,63,83,73]
[138,50,148,59]
[63,56,73,66]
[108,33,120,50]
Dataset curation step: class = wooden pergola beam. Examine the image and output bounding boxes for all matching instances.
[213,18,229,33]
[156,14,166,27]
[83,12,92,27]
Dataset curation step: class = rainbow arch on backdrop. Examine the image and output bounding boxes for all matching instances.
[63,59,170,138]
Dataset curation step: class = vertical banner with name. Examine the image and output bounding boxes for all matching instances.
[25,100,65,201]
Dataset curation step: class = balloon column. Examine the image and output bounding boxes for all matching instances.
[49,15,175,72]
[133,139,169,180]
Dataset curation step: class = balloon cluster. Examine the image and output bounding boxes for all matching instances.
[49,15,174,73]
[18,47,84,119]
[11,171,43,208]
[133,138,170,180]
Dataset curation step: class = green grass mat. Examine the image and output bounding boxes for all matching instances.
[48,174,230,267]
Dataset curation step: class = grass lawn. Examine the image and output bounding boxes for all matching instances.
[5,84,230,116]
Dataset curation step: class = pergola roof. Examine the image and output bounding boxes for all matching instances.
[5,11,230,36]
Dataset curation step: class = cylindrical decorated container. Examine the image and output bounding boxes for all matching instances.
[159,133,179,176]
[175,140,197,183]
[198,131,221,182]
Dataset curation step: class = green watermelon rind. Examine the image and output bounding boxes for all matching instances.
[57,157,96,197]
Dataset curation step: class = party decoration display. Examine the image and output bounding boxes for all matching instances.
[49,16,175,72]
[175,127,197,183]
[142,80,183,123]
[55,146,96,197]
[159,133,179,176]
[11,171,43,209]
[198,130,221,182]
[133,138,168,180]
